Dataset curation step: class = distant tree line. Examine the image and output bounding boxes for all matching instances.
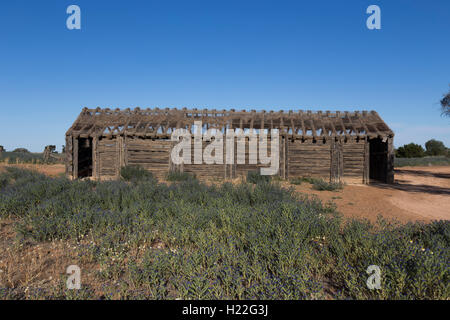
[395,139,448,158]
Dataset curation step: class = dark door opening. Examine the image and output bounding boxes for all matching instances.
[369,138,388,183]
[77,138,93,178]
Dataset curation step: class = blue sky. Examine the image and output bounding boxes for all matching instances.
[0,0,449,152]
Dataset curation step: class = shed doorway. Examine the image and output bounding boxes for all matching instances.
[369,138,388,183]
[77,137,93,178]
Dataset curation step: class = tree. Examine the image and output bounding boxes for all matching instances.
[441,87,450,117]
[425,139,446,156]
[395,143,425,158]
[12,148,30,153]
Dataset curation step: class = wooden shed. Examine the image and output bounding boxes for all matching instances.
[65,107,394,184]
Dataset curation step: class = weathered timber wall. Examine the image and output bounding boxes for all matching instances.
[71,135,372,184]
[287,140,331,179]
[342,139,365,183]
[182,139,226,179]
[235,137,279,178]
[126,138,172,179]
[98,138,119,177]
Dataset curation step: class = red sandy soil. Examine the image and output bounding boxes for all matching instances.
[0,163,65,177]
[284,166,450,223]
[1,164,449,223]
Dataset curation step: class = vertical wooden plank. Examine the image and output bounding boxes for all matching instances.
[338,140,344,183]
[330,139,337,183]
[168,140,174,173]
[73,137,79,179]
[386,137,394,184]
[118,136,125,170]
[233,135,237,179]
[65,135,73,177]
[363,138,370,184]
[283,136,287,179]
[92,137,98,179]
[285,137,289,179]
[124,136,128,166]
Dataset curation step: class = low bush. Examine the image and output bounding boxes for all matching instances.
[0,152,44,164]
[312,178,343,191]
[166,171,196,182]
[246,170,271,184]
[0,168,447,300]
[290,178,303,185]
[120,165,155,182]
[395,156,450,167]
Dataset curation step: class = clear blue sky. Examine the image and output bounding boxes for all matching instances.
[0,0,449,152]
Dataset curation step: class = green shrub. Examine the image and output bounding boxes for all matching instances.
[312,178,343,191]
[425,139,447,156]
[0,152,44,164]
[396,143,425,158]
[12,148,30,153]
[166,171,196,182]
[120,165,154,182]
[246,170,271,184]
[290,178,303,185]
[394,156,450,167]
[0,168,447,300]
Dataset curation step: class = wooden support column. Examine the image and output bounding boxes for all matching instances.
[118,136,125,171]
[285,137,290,179]
[92,136,98,180]
[65,135,73,177]
[330,138,343,183]
[363,138,370,184]
[73,137,79,179]
[280,135,286,179]
[386,137,395,184]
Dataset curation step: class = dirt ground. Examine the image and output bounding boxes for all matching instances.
[0,163,65,177]
[0,163,448,297]
[283,166,450,223]
[1,163,449,223]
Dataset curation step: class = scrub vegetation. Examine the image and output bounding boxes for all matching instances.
[0,167,448,300]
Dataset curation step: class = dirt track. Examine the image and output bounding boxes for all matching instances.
[1,164,449,223]
[286,166,450,223]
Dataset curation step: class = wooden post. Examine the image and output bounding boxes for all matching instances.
[285,137,289,179]
[92,137,98,179]
[363,138,370,184]
[386,137,394,184]
[124,136,128,167]
[73,137,79,179]
[118,136,125,170]
[65,135,73,177]
[330,138,343,183]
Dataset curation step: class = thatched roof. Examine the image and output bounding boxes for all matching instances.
[67,107,394,140]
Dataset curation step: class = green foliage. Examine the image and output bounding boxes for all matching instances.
[289,178,304,185]
[0,152,44,164]
[290,177,343,191]
[120,165,155,182]
[394,156,450,167]
[12,148,30,153]
[424,139,447,156]
[0,168,448,300]
[311,178,343,191]
[246,170,271,184]
[395,143,425,158]
[166,171,196,182]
